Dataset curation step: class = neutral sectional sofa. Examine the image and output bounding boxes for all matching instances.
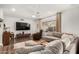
[14,32,79,54]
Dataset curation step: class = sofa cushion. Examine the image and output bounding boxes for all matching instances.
[40,50,53,54]
[29,50,53,54]
[45,40,64,54]
[29,51,42,54]
[61,34,75,49]
[42,36,60,42]
[61,38,71,50]
[52,32,62,38]
[43,32,62,38]
[15,48,30,54]
[61,34,74,42]
[29,45,44,51]
[15,45,44,54]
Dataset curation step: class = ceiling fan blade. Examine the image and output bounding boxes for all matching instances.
[38,15,53,20]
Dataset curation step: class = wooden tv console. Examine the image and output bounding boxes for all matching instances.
[15,32,31,40]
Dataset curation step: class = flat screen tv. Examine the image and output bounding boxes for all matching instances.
[16,22,30,30]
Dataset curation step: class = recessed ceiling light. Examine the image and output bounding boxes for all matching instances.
[32,15,36,18]
[11,8,16,12]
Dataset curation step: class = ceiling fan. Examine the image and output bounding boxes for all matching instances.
[31,11,53,20]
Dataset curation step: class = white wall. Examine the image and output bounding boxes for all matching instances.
[0,22,3,45]
[4,16,38,35]
[0,8,3,45]
[0,8,4,19]
[61,7,79,35]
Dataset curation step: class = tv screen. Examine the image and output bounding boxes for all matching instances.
[16,22,30,30]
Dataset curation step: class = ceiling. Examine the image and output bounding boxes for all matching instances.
[0,4,78,19]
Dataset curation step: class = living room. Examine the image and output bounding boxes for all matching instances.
[0,4,79,54]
